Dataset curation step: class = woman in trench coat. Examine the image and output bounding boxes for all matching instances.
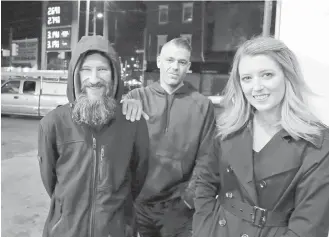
[192,36,329,237]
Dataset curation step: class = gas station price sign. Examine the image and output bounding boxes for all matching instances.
[46,2,72,27]
[46,27,71,51]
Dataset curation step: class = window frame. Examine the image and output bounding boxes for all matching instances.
[1,80,21,94]
[158,5,169,25]
[157,35,168,56]
[22,80,36,94]
[182,2,194,23]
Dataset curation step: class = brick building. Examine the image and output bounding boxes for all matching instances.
[142,1,276,95]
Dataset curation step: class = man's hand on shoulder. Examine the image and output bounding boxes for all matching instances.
[121,99,149,122]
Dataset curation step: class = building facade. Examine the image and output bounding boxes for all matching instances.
[143,1,276,96]
[144,1,274,74]
[144,1,203,72]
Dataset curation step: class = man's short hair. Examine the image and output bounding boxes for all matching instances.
[161,37,192,54]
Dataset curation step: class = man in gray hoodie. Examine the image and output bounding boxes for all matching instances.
[122,38,216,237]
[38,35,149,237]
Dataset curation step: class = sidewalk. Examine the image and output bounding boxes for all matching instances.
[1,150,49,237]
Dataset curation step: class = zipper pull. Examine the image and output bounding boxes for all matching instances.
[99,145,105,181]
[93,137,96,150]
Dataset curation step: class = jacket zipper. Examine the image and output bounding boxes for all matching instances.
[165,95,174,133]
[89,135,98,237]
[99,145,105,181]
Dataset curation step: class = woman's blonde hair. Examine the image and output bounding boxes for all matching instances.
[217,36,326,143]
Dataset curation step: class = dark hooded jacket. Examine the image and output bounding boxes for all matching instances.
[126,81,216,207]
[38,35,149,237]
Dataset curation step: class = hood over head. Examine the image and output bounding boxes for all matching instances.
[67,35,123,103]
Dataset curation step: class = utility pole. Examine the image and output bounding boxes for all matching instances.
[112,16,118,45]
[93,7,97,35]
[85,0,90,36]
[41,1,47,70]
[9,27,13,68]
[263,0,273,36]
[103,1,109,40]
[142,28,147,85]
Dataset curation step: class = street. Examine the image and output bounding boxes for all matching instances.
[1,116,39,160]
[1,115,49,237]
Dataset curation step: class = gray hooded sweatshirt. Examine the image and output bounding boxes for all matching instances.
[38,35,149,237]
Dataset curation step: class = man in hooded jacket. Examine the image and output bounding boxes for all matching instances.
[38,35,149,237]
[122,38,216,237]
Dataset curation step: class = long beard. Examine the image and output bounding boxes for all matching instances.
[72,90,117,127]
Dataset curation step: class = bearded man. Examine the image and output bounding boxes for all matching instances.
[37,35,149,237]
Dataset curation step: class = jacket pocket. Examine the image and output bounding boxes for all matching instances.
[49,198,63,237]
[193,198,229,237]
[265,226,288,237]
[98,145,113,191]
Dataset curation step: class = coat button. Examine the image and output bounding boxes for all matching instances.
[225,192,233,199]
[218,219,227,226]
[226,166,232,173]
[241,234,249,237]
[259,180,267,189]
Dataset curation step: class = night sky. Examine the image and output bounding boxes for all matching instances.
[1,1,146,57]
[1,1,42,47]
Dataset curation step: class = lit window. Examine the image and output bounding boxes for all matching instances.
[180,34,192,46]
[157,35,168,55]
[182,2,193,23]
[159,5,169,24]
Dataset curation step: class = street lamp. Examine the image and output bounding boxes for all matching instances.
[93,7,104,35]
[97,12,103,19]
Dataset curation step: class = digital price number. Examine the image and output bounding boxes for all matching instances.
[46,27,71,50]
[46,3,71,27]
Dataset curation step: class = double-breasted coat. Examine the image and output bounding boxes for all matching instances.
[193,126,329,237]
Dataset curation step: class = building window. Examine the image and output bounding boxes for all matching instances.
[182,2,193,23]
[159,5,169,24]
[180,34,192,46]
[157,35,168,55]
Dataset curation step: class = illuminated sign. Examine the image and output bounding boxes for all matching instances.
[47,28,71,40]
[46,27,71,51]
[12,38,39,67]
[46,2,72,27]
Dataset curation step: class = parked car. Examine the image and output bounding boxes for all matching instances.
[1,77,68,117]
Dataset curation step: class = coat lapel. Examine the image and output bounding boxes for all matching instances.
[222,127,258,204]
[254,130,304,181]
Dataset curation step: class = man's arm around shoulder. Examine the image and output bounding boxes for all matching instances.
[122,88,150,121]
[125,87,143,100]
